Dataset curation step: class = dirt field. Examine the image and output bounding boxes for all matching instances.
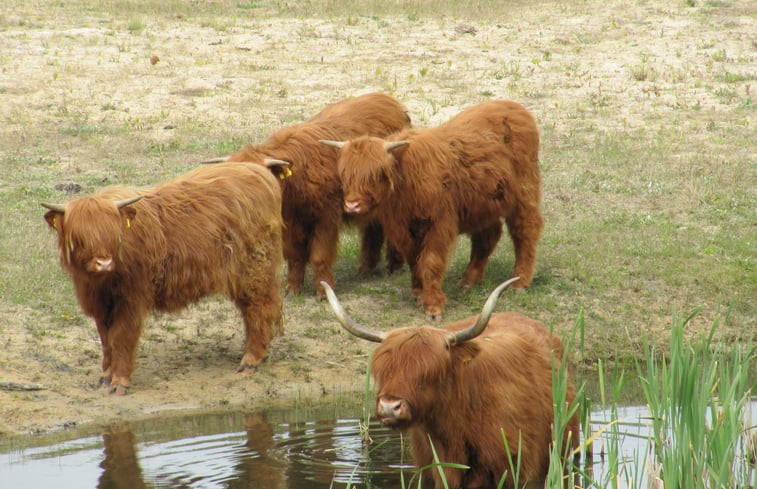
[1,0,754,437]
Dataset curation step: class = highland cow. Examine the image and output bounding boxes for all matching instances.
[322,278,579,489]
[204,92,410,298]
[42,162,285,394]
[322,100,542,321]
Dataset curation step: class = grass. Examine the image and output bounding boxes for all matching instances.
[3,5,754,350]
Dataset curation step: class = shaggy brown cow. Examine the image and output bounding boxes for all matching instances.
[42,162,284,395]
[322,278,579,489]
[322,100,542,321]
[204,92,410,298]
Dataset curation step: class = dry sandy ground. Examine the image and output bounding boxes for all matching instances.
[0,0,754,437]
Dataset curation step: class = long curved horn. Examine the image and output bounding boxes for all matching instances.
[114,196,143,209]
[320,281,386,343]
[40,202,67,213]
[319,140,346,149]
[263,158,291,168]
[384,141,409,152]
[200,156,229,164]
[447,277,520,345]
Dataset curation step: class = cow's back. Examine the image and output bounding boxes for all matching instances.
[134,163,283,310]
[309,92,410,134]
[388,101,539,235]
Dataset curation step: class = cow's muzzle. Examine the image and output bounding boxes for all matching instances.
[377,396,411,426]
[344,200,364,214]
[87,257,115,273]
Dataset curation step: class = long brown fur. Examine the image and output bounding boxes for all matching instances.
[336,100,542,320]
[370,312,579,489]
[225,92,411,298]
[43,163,284,393]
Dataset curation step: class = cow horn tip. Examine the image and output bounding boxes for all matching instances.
[263,158,291,168]
[200,156,229,164]
[115,196,143,209]
[41,202,66,213]
[384,140,410,152]
[319,140,346,149]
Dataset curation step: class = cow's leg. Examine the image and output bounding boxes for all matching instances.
[358,220,383,274]
[235,287,282,374]
[426,435,465,489]
[409,430,436,487]
[283,223,308,295]
[459,223,503,287]
[105,310,144,395]
[309,219,339,300]
[462,470,488,489]
[95,319,113,387]
[386,242,405,273]
[505,203,543,288]
[415,230,454,322]
[406,248,423,302]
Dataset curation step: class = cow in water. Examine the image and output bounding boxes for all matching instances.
[322,278,579,489]
[322,100,542,321]
[204,92,410,298]
[43,162,285,394]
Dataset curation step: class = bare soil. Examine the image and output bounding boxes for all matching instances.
[0,0,754,437]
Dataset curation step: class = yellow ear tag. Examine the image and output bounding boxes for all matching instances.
[53,216,57,227]
[125,218,131,229]
[279,167,293,179]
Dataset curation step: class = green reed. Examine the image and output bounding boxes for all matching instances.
[546,310,585,488]
[546,304,755,489]
[637,305,755,488]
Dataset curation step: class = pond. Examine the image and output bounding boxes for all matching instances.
[1,398,755,488]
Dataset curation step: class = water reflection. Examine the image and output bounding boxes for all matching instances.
[236,414,288,488]
[1,405,410,489]
[99,424,147,489]
[1,400,754,489]
[585,404,656,487]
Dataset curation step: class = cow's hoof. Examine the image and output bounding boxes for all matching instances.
[109,385,128,396]
[98,376,112,387]
[284,285,303,296]
[236,364,258,375]
[511,277,530,290]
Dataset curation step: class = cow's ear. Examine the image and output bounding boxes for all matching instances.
[454,341,481,362]
[384,140,409,153]
[119,206,137,226]
[263,158,293,180]
[44,210,63,230]
[386,141,409,162]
